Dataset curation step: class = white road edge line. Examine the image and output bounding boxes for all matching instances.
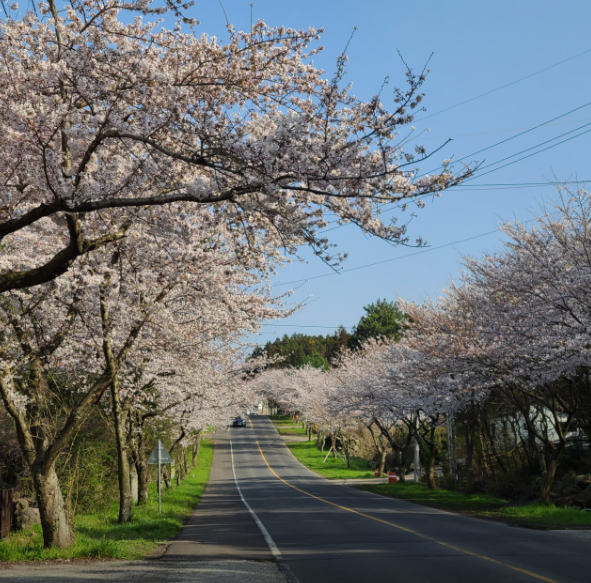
[229,439,282,559]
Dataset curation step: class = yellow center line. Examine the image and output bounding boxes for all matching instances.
[254,438,560,583]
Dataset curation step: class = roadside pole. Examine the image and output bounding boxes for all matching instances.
[158,439,162,514]
[148,440,173,515]
[413,438,420,483]
[448,414,458,491]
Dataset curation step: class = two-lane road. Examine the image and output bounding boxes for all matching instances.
[226,415,591,583]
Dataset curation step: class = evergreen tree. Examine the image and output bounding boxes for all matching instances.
[349,299,406,349]
[252,328,352,369]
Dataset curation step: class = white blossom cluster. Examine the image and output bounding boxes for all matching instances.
[0,0,473,295]
[253,190,591,489]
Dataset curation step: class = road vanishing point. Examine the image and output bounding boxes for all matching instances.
[163,415,590,583]
[2,415,590,583]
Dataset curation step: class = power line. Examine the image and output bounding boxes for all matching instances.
[274,138,591,291]
[421,99,591,178]
[467,120,591,175]
[320,179,590,235]
[276,202,566,289]
[266,211,565,331]
[468,127,591,181]
[286,55,591,243]
[367,115,591,221]
[275,228,502,287]
[277,198,570,288]
[418,118,591,141]
[453,180,591,190]
[318,100,591,236]
[415,47,591,122]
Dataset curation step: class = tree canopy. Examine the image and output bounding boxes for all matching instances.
[0,0,472,294]
[349,299,406,348]
[254,299,407,367]
[252,326,351,369]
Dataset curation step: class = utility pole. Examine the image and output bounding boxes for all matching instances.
[448,413,458,491]
[413,438,420,483]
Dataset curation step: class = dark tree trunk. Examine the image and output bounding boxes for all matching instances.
[540,446,564,504]
[191,441,199,467]
[342,436,351,468]
[367,422,389,478]
[110,378,132,523]
[34,462,74,548]
[398,449,408,483]
[378,448,387,477]
[135,454,149,504]
[131,412,150,505]
[163,466,172,489]
[464,422,475,494]
[423,426,438,490]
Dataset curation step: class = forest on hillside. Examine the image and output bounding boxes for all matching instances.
[251,300,405,369]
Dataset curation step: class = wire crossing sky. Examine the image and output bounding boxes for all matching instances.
[185,0,591,342]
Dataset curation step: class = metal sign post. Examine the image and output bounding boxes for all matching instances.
[157,441,161,514]
[148,440,173,514]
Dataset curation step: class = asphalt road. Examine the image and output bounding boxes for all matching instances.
[225,415,591,583]
[3,417,590,583]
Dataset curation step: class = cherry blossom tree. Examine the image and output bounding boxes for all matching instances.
[396,190,591,500]
[89,207,291,522]
[455,193,591,501]
[332,341,402,477]
[0,203,292,544]
[124,345,264,496]
[0,0,473,294]
[0,275,111,547]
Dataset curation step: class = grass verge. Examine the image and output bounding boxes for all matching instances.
[287,441,374,479]
[489,502,591,527]
[0,439,214,561]
[271,416,591,527]
[357,482,508,513]
[268,414,309,437]
[269,415,373,479]
[356,482,591,528]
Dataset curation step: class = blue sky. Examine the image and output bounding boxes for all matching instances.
[185,0,591,342]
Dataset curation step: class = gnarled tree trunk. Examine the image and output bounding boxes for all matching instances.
[0,364,112,548]
[34,461,74,548]
[110,377,132,523]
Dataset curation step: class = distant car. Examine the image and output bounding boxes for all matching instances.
[232,417,247,427]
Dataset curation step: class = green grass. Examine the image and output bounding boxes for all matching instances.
[269,415,373,479]
[356,482,591,527]
[268,415,309,437]
[357,482,509,512]
[488,503,591,527]
[0,439,214,561]
[286,440,374,479]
